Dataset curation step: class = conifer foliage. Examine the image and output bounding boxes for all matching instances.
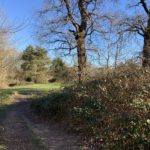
[21,45,50,83]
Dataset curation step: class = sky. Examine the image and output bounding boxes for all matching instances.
[0,0,43,51]
[0,0,144,66]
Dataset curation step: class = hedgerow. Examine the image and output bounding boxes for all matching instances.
[32,67,150,149]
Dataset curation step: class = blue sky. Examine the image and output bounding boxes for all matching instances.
[0,0,144,66]
[0,0,43,51]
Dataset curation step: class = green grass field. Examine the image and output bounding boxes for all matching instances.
[0,83,62,101]
[10,83,62,92]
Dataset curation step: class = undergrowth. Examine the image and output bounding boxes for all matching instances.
[31,67,150,149]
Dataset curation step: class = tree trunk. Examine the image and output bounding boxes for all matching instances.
[106,45,110,69]
[114,51,118,69]
[143,18,150,67]
[76,32,87,83]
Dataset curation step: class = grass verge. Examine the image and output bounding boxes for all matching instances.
[0,89,14,119]
[0,145,7,150]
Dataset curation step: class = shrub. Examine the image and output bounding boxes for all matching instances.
[31,89,75,119]
[35,73,49,84]
[32,67,150,149]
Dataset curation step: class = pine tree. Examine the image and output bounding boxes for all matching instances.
[21,45,50,83]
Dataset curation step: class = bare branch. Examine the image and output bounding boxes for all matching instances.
[64,0,79,30]
[140,0,149,15]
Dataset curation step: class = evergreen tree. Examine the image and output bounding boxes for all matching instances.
[51,57,68,81]
[21,45,50,83]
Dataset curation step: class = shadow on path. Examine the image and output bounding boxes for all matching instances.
[0,95,86,150]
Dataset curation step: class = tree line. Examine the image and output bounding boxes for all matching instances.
[0,43,69,87]
[21,45,69,84]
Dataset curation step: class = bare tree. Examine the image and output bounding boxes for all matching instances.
[118,0,150,67]
[0,10,20,87]
[102,18,115,69]
[98,15,126,69]
[36,0,109,82]
[0,43,19,88]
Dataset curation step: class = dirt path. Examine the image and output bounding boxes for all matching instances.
[0,97,86,150]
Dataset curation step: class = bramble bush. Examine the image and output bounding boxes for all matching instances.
[32,67,150,149]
